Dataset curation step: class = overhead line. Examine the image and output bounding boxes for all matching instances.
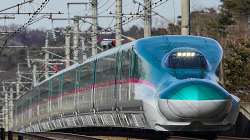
[0,12,63,15]
[87,0,170,39]
[0,0,33,13]
[1,0,52,52]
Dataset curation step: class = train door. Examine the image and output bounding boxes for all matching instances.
[50,76,61,117]
[94,54,117,112]
[59,75,63,116]
[76,62,94,113]
[62,70,76,115]
[39,82,49,123]
[22,93,31,128]
[117,49,143,111]
[31,89,39,125]
[13,99,20,129]
[16,97,24,129]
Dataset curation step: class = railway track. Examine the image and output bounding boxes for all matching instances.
[6,132,54,140]
[34,132,101,140]
[165,135,250,140]
[3,131,250,140]
[215,136,250,140]
[3,132,100,140]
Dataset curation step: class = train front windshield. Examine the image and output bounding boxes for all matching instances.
[166,52,208,79]
[167,52,207,69]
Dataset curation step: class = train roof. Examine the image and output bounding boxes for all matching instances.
[36,41,134,87]
[134,35,222,72]
[37,35,222,87]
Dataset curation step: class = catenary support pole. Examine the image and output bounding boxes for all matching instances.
[181,0,190,35]
[32,64,37,87]
[44,32,49,79]
[8,87,13,129]
[144,0,152,37]
[91,0,98,56]
[115,0,122,46]
[65,26,71,67]
[73,17,80,63]
[3,84,8,131]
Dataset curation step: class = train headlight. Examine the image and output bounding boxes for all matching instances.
[176,52,195,57]
[177,52,182,57]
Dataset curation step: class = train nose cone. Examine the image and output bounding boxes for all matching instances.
[158,80,232,122]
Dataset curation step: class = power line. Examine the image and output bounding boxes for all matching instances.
[144,0,152,37]
[0,0,33,13]
[98,0,110,9]
[116,0,169,27]
[91,0,98,56]
[88,0,170,39]
[98,1,115,15]
[0,12,62,15]
[1,0,52,51]
[115,0,122,46]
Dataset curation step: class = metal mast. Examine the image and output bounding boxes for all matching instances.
[115,0,122,46]
[16,64,21,98]
[32,64,37,86]
[181,0,190,35]
[65,26,71,67]
[91,0,98,56]
[144,0,152,37]
[8,87,13,129]
[73,16,80,63]
[3,84,8,131]
[80,36,87,63]
[44,32,49,79]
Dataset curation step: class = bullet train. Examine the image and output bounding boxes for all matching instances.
[13,35,240,132]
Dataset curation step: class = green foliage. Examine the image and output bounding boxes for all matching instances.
[190,1,250,93]
[221,0,250,15]
[217,8,235,37]
[166,23,180,35]
[223,40,250,91]
[124,25,144,39]
[219,0,250,37]
[191,9,220,38]
[190,8,234,38]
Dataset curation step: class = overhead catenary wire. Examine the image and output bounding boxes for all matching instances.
[0,0,171,54]
[98,0,110,9]
[88,0,170,39]
[0,0,33,13]
[98,1,116,16]
[1,0,51,51]
[113,0,169,28]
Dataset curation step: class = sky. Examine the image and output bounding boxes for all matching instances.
[0,0,221,31]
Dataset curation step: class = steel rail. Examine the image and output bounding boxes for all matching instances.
[8,132,55,140]
[216,136,250,140]
[34,132,101,140]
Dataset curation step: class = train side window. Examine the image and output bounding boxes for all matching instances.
[96,54,116,84]
[40,82,49,104]
[31,89,39,106]
[95,59,102,83]
[51,76,60,97]
[105,54,116,82]
[31,88,39,116]
[120,50,131,80]
[16,100,21,116]
[131,50,143,79]
[63,70,76,93]
[78,62,94,88]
